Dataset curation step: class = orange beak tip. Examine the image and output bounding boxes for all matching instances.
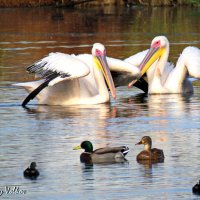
[128,84,132,89]
[128,79,138,88]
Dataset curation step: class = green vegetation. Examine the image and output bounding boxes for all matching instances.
[190,0,200,6]
[0,0,199,7]
[134,0,200,6]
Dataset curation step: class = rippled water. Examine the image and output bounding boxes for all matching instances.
[0,5,200,200]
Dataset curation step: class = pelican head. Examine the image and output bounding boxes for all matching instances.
[92,43,116,99]
[128,36,169,88]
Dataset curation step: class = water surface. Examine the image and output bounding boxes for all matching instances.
[0,6,200,200]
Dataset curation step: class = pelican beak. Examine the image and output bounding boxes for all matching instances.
[96,54,116,100]
[73,145,81,150]
[128,46,165,88]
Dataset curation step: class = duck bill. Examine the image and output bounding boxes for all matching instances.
[73,145,81,150]
[135,141,142,145]
[128,46,164,88]
[97,55,116,100]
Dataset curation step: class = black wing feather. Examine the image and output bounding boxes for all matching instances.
[134,77,148,94]
[22,73,59,107]
[22,55,71,107]
[27,61,47,73]
[27,61,67,79]
[111,71,148,93]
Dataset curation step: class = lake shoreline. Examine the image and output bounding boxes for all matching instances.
[0,0,199,8]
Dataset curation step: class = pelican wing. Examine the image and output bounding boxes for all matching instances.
[110,70,148,93]
[124,49,149,66]
[182,46,200,78]
[106,56,149,93]
[107,56,141,80]
[107,51,149,93]
[27,52,90,86]
[22,53,90,106]
[111,70,136,87]
[134,77,148,93]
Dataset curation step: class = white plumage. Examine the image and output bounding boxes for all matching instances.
[127,36,200,94]
[14,43,142,106]
[14,43,116,106]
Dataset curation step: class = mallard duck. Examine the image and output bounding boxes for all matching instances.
[193,180,200,195]
[135,136,164,162]
[73,141,129,164]
[23,162,39,179]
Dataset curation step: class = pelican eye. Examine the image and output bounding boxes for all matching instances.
[95,49,102,56]
[152,40,161,48]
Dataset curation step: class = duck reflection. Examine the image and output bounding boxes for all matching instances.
[137,161,153,180]
[137,159,164,168]
[81,163,95,191]
[81,163,94,177]
[137,159,165,180]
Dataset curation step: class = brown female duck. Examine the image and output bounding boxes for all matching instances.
[135,136,164,162]
[73,141,129,164]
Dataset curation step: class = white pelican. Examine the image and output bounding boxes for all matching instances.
[14,43,141,106]
[127,36,200,94]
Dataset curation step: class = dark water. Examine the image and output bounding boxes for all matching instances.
[0,5,200,200]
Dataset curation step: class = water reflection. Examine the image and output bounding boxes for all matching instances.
[138,161,154,180]
[118,92,194,119]
[51,9,64,21]
[0,5,200,200]
[19,93,179,121]
[81,164,95,191]
[1,6,200,84]
[22,103,114,120]
[137,159,164,169]
[147,93,194,117]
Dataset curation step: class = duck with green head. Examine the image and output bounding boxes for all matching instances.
[135,136,164,162]
[73,141,129,164]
